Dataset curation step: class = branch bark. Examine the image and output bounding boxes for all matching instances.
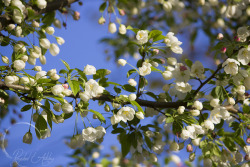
[0,0,78,28]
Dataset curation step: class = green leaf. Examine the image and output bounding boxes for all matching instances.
[185,59,193,68]
[21,105,32,112]
[211,86,225,102]
[127,69,137,78]
[35,115,48,139]
[151,66,162,73]
[144,135,152,149]
[68,80,80,96]
[42,11,55,26]
[89,109,106,123]
[127,25,139,34]
[165,117,174,123]
[130,101,144,114]
[107,82,121,86]
[61,59,70,70]
[114,87,121,94]
[122,84,136,92]
[153,34,166,42]
[111,128,125,134]
[59,69,67,74]
[37,78,51,84]
[234,136,246,148]
[61,112,73,120]
[120,132,131,157]
[99,2,107,12]
[93,69,107,79]
[145,92,158,100]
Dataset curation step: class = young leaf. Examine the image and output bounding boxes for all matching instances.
[89,109,106,123]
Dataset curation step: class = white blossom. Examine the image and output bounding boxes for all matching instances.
[136,30,148,44]
[128,78,137,86]
[167,57,177,66]
[162,70,173,80]
[135,112,144,119]
[84,65,96,75]
[14,43,26,53]
[193,101,203,110]
[237,47,250,65]
[129,93,137,101]
[177,106,185,114]
[191,61,205,79]
[56,37,65,45]
[84,79,105,98]
[181,129,191,140]
[118,59,127,66]
[51,85,64,97]
[34,66,42,71]
[192,138,201,146]
[173,63,190,82]
[49,43,60,56]
[175,82,192,93]
[139,62,152,76]
[119,24,127,34]
[79,92,91,102]
[190,109,200,116]
[82,127,97,142]
[108,23,117,34]
[117,107,135,122]
[210,98,220,108]
[2,56,9,64]
[62,103,74,113]
[40,38,50,49]
[45,26,54,35]
[164,32,183,54]
[36,0,47,9]
[204,119,214,130]
[111,114,121,125]
[35,71,47,79]
[222,58,240,75]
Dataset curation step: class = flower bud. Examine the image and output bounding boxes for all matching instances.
[190,109,200,116]
[51,74,60,80]
[34,66,42,71]
[119,9,125,16]
[119,24,127,35]
[210,98,220,108]
[221,47,226,53]
[234,36,240,42]
[129,93,137,101]
[45,26,55,35]
[49,43,60,56]
[186,144,193,152]
[149,153,157,162]
[136,112,144,119]
[37,86,43,92]
[73,11,80,20]
[7,24,15,31]
[37,0,47,9]
[28,57,36,65]
[93,114,98,119]
[167,57,177,66]
[128,79,137,86]
[53,19,62,28]
[56,37,65,45]
[108,23,117,34]
[177,106,185,114]
[21,55,28,62]
[62,103,74,113]
[39,55,46,65]
[192,138,201,146]
[23,132,32,144]
[153,49,159,54]
[170,142,179,151]
[2,56,9,64]
[247,137,250,144]
[32,21,40,28]
[217,33,224,40]
[118,59,126,66]
[40,38,50,49]
[53,103,61,112]
[104,104,110,112]
[98,17,106,25]
[13,60,25,71]
[15,26,22,37]
[189,153,195,162]
[162,71,173,80]
[227,97,235,105]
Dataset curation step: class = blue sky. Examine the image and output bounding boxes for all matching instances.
[0,0,218,166]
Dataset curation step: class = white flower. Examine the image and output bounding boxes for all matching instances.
[237,48,250,65]
[62,103,74,113]
[117,106,135,122]
[128,78,137,86]
[37,86,43,92]
[53,103,61,112]
[39,55,46,65]
[14,43,26,53]
[235,85,245,95]
[32,21,40,28]
[118,59,127,66]
[51,74,60,80]
[164,32,183,54]
[167,57,177,66]
[204,119,214,130]
[173,63,191,82]
[34,66,42,71]
[20,77,29,85]
[13,60,25,71]
[210,98,220,108]
[5,76,15,85]
[45,26,54,35]
[191,61,205,79]
[162,70,173,80]
[244,145,250,154]
[193,101,203,110]
[13,9,23,24]
[21,55,28,62]
[139,62,152,76]
[175,82,192,93]
[85,79,104,98]
[203,158,212,167]
[62,89,72,96]
[79,92,91,102]
[129,93,137,101]
[98,17,106,25]
[136,112,144,119]
[136,30,148,44]
[119,24,127,34]
[51,85,64,97]
[56,37,65,45]
[95,126,106,139]
[111,114,121,125]
[108,23,117,34]
[222,58,240,75]
[2,56,9,64]
[49,43,60,56]
[181,129,191,140]
[82,127,97,142]
[47,69,57,77]
[36,0,47,9]
[227,97,235,105]
[84,65,96,75]
[192,138,201,146]
[3,0,11,6]
[177,106,185,114]
[27,57,36,65]
[40,38,50,49]
[35,71,47,79]
[190,109,200,116]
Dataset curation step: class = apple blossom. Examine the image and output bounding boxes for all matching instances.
[36,0,47,9]
[117,107,135,122]
[119,24,127,34]
[56,37,65,45]
[204,119,214,130]
[40,38,51,49]
[62,103,74,113]
[98,17,106,25]
[49,43,60,56]
[118,59,127,66]
[139,62,152,76]
[45,26,55,35]
[128,78,137,86]
[135,112,144,119]
[237,48,250,65]
[210,98,220,108]
[35,71,47,79]
[84,65,96,75]
[177,106,185,114]
[222,58,240,75]
[136,30,148,44]
[2,56,9,64]
[108,23,117,34]
[13,60,25,71]
[34,66,42,72]
[164,32,183,54]
[167,57,177,66]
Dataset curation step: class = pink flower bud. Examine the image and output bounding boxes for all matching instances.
[221,47,227,53]
[186,144,193,152]
[153,49,159,54]
[234,36,240,42]
[119,9,125,16]
[180,65,187,71]
[247,137,250,144]
[73,11,80,20]
[62,84,69,89]
[217,33,224,40]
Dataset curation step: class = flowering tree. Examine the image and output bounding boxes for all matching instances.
[0,0,250,166]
